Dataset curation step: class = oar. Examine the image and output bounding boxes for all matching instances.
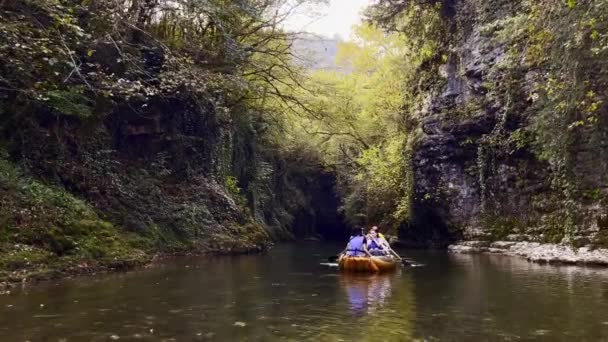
[386,247,412,266]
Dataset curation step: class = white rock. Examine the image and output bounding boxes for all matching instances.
[449,241,608,265]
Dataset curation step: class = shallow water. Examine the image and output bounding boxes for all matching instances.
[2,243,608,341]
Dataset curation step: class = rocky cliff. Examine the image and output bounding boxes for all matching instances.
[407,0,608,256]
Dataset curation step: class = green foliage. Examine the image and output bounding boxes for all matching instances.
[365,0,448,53]
[0,247,54,272]
[279,23,426,232]
[0,0,330,283]
[492,0,608,188]
[224,175,248,208]
[354,134,414,225]
[482,215,516,241]
[224,176,242,196]
[45,88,93,118]
[0,0,320,133]
[475,1,608,247]
[583,188,603,202]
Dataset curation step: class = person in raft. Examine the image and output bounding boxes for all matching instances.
[344,226,372,257]
[374,226,391,247]
[367,226,390,256]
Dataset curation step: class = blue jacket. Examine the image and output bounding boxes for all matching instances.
[346,236,366,256]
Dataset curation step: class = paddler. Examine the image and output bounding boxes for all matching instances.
[366,227,388,256]
[371,226,391,250]
[343,226,372,257]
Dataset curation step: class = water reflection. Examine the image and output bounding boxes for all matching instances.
[339,273,394,316]
[2,245,608,341]
[408,250,608,341]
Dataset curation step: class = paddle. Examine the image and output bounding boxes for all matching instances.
[375,237,412,267]
[389,249,412,267]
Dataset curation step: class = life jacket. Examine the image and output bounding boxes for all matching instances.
[369,238,382,250]
[369,233,389,256]
[346,236,366,256]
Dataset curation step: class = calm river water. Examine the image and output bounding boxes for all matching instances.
[1,243,608,341]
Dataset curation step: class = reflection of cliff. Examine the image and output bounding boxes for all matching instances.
[409,252,608,340]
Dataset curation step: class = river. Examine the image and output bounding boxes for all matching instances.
[1,243,608,341]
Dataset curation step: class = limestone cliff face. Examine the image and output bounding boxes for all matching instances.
[408,0,608,248]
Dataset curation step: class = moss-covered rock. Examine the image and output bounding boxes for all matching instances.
[0,155,153,282]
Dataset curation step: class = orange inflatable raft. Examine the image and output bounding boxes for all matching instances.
[338,255,398,273]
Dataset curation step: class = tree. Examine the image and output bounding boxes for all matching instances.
[284,23,420,231]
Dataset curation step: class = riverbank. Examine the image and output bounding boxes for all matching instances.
[0,240,271,294]
[449,241,608,266]
[0,149,275,291]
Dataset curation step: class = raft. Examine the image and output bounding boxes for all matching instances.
[338,255,398,273]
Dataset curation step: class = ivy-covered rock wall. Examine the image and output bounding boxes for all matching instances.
[409,0,608,248]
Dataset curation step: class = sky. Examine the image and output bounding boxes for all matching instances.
[282,0,374,40]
